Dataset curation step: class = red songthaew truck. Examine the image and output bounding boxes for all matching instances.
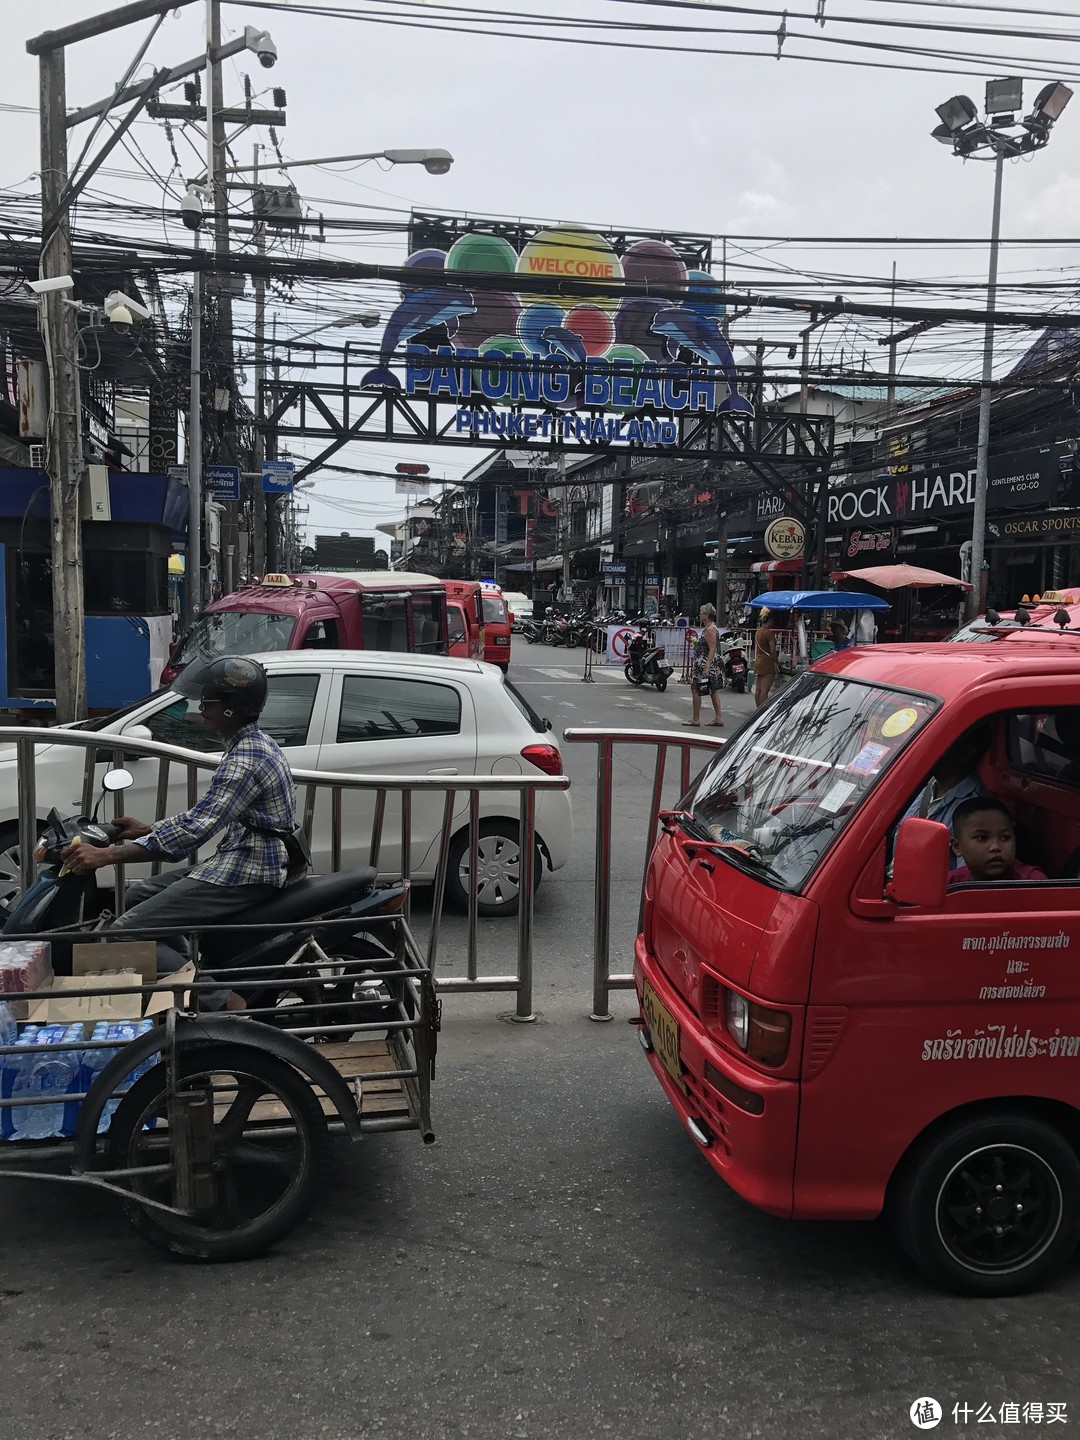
[161,572,449,684]
[635,629,1080,1294]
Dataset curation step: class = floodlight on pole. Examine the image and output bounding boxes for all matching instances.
[985,77,1023,118]
[1026,81,1073,129]
[930,76,1072,620]
[934,95,978,133]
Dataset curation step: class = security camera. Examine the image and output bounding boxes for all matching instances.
[108,305,133,334]
[105,291,151,323]
[181,184,205,232]
[244,26,278,68]
[28,274,75,295]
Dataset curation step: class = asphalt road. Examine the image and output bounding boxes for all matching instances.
[2,641,1078,1440]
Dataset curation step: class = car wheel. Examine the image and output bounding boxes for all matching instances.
[0,823,36,917]
[444,820,543,918]
[889,1111,1080,1295]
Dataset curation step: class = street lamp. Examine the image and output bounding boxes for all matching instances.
[208,148,455,182]
[932,77,1072,620]
[291,311,381,341]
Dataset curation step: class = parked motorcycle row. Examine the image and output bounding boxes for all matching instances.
[519,607,751,695]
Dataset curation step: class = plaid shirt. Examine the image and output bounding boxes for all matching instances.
[134,722,296,887]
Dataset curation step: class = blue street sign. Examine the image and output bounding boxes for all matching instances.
[204,464,241,501]
[262,459,295,495]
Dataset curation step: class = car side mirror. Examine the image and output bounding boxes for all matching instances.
[887,818,950,909]
[103,767,134,792]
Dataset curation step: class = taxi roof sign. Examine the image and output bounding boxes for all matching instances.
[261,573,296,587]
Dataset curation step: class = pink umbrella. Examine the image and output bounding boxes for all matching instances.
[832,563,972,591]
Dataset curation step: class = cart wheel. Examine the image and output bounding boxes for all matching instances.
[108,1043,331,1262]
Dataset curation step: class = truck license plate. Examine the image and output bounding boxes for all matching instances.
[643,981,685,1093]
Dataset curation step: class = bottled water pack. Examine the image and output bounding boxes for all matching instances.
[0,1015,156,1141]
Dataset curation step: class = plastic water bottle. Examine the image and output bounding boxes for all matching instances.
[8,1026,41,1141]
[60,1024,86,1136]
[23,1025,75,1140]
[0,1001,16,1049]
[2,1023,35,1141]
[82,1021,117,1135]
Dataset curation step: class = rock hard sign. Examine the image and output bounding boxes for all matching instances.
[827,447,1060,525]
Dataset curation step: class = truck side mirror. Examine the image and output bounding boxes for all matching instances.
[887,818,950,909]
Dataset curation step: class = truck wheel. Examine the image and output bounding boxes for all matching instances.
[889,1112,1080,1295]
[108,1043,331,1262]
[445,820,543,917]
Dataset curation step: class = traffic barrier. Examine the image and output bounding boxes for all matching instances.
[562,727,727,1020]
[5,727,569,1024]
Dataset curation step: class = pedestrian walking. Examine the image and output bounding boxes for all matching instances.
[685,603,724,727]
[753,608,779,708]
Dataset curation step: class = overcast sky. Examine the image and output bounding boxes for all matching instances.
[4,1,1079,549]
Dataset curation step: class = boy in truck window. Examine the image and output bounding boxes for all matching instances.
[950,797,1047,883]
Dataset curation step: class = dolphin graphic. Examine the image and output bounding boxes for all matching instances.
[648,308,754,413]
[540,325,589,365]
[360,287,477,390]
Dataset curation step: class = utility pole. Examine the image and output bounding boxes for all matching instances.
[714,506,728,624]
[886,260,898,420]
[186,266,203,625]
[251,141,268,578]
[266,343,281,570]
[968,150,1004,622]
[39,47,86,722]
[206,0,239,592]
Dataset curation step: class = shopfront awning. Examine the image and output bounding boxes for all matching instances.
[750,558,804,575]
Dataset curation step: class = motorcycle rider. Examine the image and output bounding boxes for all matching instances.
[60,655,297,1009]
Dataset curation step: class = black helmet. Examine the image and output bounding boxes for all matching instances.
[173,655,268,719]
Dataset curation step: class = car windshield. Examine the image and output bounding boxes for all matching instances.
[482,594,508,624]
[173,610,296,666]
[946,621,1002,643]
[687,672,938,892]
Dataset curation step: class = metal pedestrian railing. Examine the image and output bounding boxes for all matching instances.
[3,726,569,1023]
[562,727,726,1021]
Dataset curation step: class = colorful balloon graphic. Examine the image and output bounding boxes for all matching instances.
[516,226,623,311]
[613,296,673,362]
[445,232,519,278]
[601,344,652,412]
[622,239,688,296]
[517,302,566,355]
[685,269,726,319]
[564,305,614,357]
[454,291,523,350]
[401,248,446,295]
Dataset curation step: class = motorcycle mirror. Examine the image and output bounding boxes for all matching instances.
[103,768,134,792]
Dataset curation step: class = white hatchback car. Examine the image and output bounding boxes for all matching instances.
[0,652,572,918]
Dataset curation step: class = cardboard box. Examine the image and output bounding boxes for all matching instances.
[27,944,195,1025]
